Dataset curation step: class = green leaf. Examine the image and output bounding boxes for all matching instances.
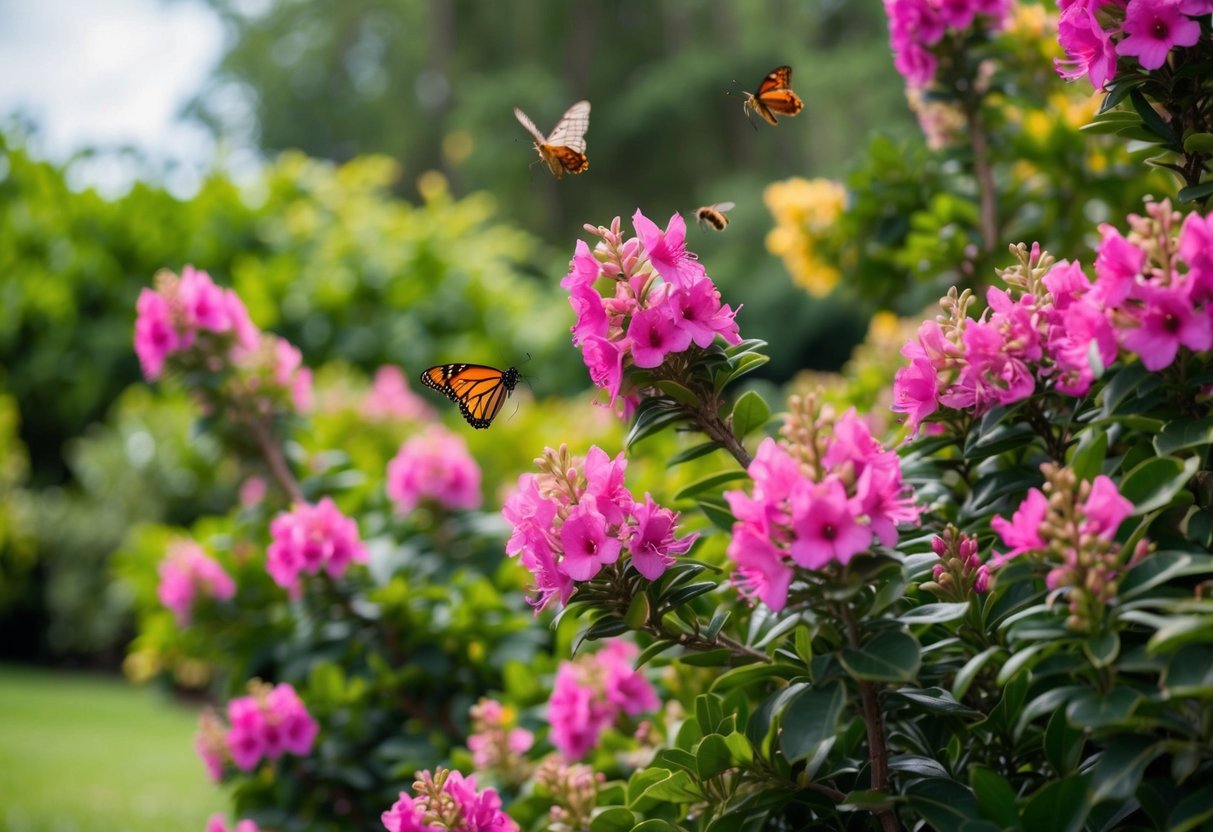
[952,646,1002,701]
[1089,735,1161,804]
[1163,645,1213,697]
[730,390,771,437]
[1155,417,1213,455]
[678,648,733,667]
[627,404,688,448]
[661,581,718,609]
[1167,787,1213,832]
[779,682,845,763]
[634,770,700,803]
[724,731,753,766]
[710,662,797,693]
[1065,687,1142,729]
[1120,551,1213,600]
[696,498,737,532]
[1118,455,1199,516]
[696,734,734,780]
[969,766,1019,828]
[630,821,682,832]
[892,686,981,717]
[1147,614,1213,653]
[1083,629,1119,668]
[668,441,721,468]
[897,602,970,625]
[1044,708,1085,776]
[1021,776,1089,832]
[674,470,751,501]
[1068,430,1107,482]
[723,338,769,357]
[964,422,1038,461]
[653,380,702,407]
[1129,88,1176,146]
[1178,181,1213,203]
[889,754,950,778]
[840,629,922,682]
[903,778,980,832]
[635,639,677,668]
[591,807,637,832]
[1182,132,1213,153]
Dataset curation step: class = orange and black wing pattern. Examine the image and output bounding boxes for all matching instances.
[515,101,590,178]
[420,363,520,429]
[745,66,804,126]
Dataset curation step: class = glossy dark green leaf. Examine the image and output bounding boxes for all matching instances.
[1021,776,1089,832]
[591,807,638,832]
[696,498,737,532]
[904,778,980,832]
[1129,88,1176,146]
[627,404,688,448]
[1178,181,1213,203]
[1182,132,1213,153]
[730,390,771,437]
[674,470,751,501]
[653,379,702,407]
[969,766,1019,828]
[677,648,733,667]
[1147,614,1213,653]
[1068,429,1107,482]
[889,753,949,778]
[1162,645,1213,697]
[1167,786,1213,832]
[1120,551,1213,599]
[1044,708,1085,777]
[634,770,700,803]
[1154,417,1213,455]
[1119,456,1199,515]
[1065,687,1142,729]
[709,662,797,693]
[635,639,677,668]
[667,441,722,468]
[840,629,921,682]
[892,686,981,717]
[695,733,734,780]
[897,602,970,625]
[1083,629,1119,668]
[952,646,1002,701]
[778,682,845,763]
[1089,735,1161,804]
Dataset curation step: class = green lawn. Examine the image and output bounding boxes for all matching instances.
[0,664,226,832]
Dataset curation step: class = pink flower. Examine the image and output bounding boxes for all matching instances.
[239,476,267,508]
[728,526,795,611]
[386,427,483,514]
[548,664,614,760]
[1120,281,1213,370]
[364,366,434,421]
[134,289,180,380]
[1116,0,1201,69]
[598,642,660,715]
[669,279,742,347]
[1048,300,1118,395]
[266,498,368,595]
[273,339,313,413]
[226,698,268,771]
[1083,475,1134,538]
[892,350,940,433]
[632,210,706,288]
[207,815,260,832]
[381,793,442,832]
[559,501,622,581]
[1093,225,1145,307]
[789,479,872,569]
[583,446,635,525]
[1179,211,1213,302]
[157,540,236,626]
[1055,2,1118,88]
[267,683,319,757]
[580,334,628,405]
[195,709,228,782]
[628,493,698,580]
[991,488,1048,563]
[179,266,233,333]
[627,304,693,369]
[221,683,318,773]
[562,240,610,345]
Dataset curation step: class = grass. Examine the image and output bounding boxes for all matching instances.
[0,664,226,832]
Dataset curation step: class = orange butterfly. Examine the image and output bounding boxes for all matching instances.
[514,101,591,178]
[419,363,520,429]
[742,66,804,126]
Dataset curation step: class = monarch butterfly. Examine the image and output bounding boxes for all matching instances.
[514,100,591,178]
[419,363,520,429]
[695,201,736,231]
[741,66,804,126]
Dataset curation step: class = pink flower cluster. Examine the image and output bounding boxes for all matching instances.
[724,408,920,612]
[503,445,698,612]
[884,0,1011,87]
[157,540,236,626]
[467,699,534,773]
[991,474,1131,569]
[893,204,1213,434]
[382,769,518,832]
[547,642,660,761]
[135,266,258,380]
[387,427,482,515]
[266,497,368,596]
[207,816,259,832]
[564,211,741,410]
[364,365,435,422]
[1057,0,1212,89]
[195,682,319,779]
[133,265,312,413]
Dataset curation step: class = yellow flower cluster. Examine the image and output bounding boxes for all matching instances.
[763,177,847,297]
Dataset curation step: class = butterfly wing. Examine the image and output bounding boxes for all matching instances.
[419,364,518,429]
[544,100,590,154]
[514,108,548,145]
[755,66,804,119]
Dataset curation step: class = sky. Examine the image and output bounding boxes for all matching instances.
[0,0,226,195]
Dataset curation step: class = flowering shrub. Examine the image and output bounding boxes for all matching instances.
[157,539,236,626]
[121,10,1213,831]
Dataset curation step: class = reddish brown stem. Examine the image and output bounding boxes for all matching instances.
[247,414,305,504]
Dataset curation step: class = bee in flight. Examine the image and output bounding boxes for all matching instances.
[740,66,804,127]
[514,100,590,178]
[419,363,520,429]
[695,201,736,232]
